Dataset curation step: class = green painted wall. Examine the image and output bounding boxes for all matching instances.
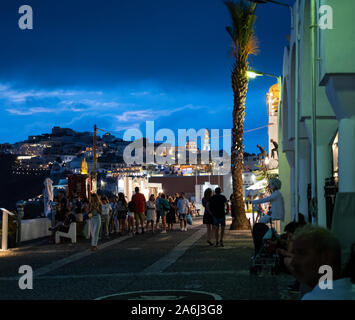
[318,0,355,83]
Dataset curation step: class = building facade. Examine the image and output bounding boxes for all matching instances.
[279,0,355,261]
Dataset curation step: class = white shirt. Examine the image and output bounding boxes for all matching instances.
[177,198,189,214]
[102,203,112,216]
[302,278,355,300]
[146,201,155,212]
[251,190,285,221]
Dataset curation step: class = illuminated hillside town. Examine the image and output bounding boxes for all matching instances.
[0,0,354,304]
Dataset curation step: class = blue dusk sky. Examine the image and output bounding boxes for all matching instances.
[0,0,291,154]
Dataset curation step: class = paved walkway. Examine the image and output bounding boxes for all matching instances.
[0,217,301,300]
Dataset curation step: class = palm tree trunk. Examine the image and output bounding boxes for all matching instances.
[230,63,251,230]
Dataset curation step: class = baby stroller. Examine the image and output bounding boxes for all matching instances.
[250,221,281,275]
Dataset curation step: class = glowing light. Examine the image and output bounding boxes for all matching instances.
[246,71,263,79]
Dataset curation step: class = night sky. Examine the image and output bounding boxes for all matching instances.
[0,0,291,154]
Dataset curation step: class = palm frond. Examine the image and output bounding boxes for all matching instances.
[224,0,258,63]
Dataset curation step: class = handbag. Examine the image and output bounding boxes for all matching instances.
[187,213,192,225]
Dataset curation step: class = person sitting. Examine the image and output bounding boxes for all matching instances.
[49,208,76,233]
[289,224,355,300]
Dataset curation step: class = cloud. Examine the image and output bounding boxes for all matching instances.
[60,99,121,109]
[6,107,61,115]
[130,91,150,96]
[0,83,103,104]
[116,110,153,122]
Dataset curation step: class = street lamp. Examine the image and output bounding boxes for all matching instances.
[247,70,282,98]
[246,70,280,81]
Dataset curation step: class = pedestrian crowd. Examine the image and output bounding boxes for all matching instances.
[51,188,199,252]
[50,183,355,300]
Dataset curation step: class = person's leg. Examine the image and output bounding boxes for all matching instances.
[156,211,160,230]
[114,214,119,233]
[140,212,145,233]
[90,218,96,247]
[106,215,110,237]
[91,216,100,248]
[118,217,123,235]
[215,225,219,246]
[162,216,166,231]
[220,226,225,246]
[134,213,140,233]
[206,224,212,245]
[101,216,105,237]
[96,216,101,247]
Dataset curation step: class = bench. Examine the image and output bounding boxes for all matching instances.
[55,222,77,244]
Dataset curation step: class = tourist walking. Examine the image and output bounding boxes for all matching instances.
[159,194,170,233]
[177,192,189,232]
[100,196,112,239]
[117,192,128,235]
[202,188,214,246]
[88,193,102,251]
[131,187,146,234]
[209,187,229,247]
[166,196,177,231]
[146,194,156,233]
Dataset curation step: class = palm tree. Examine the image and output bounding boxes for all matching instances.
[224,0,258,230]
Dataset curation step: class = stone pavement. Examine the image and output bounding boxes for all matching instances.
[0,217,301,300]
